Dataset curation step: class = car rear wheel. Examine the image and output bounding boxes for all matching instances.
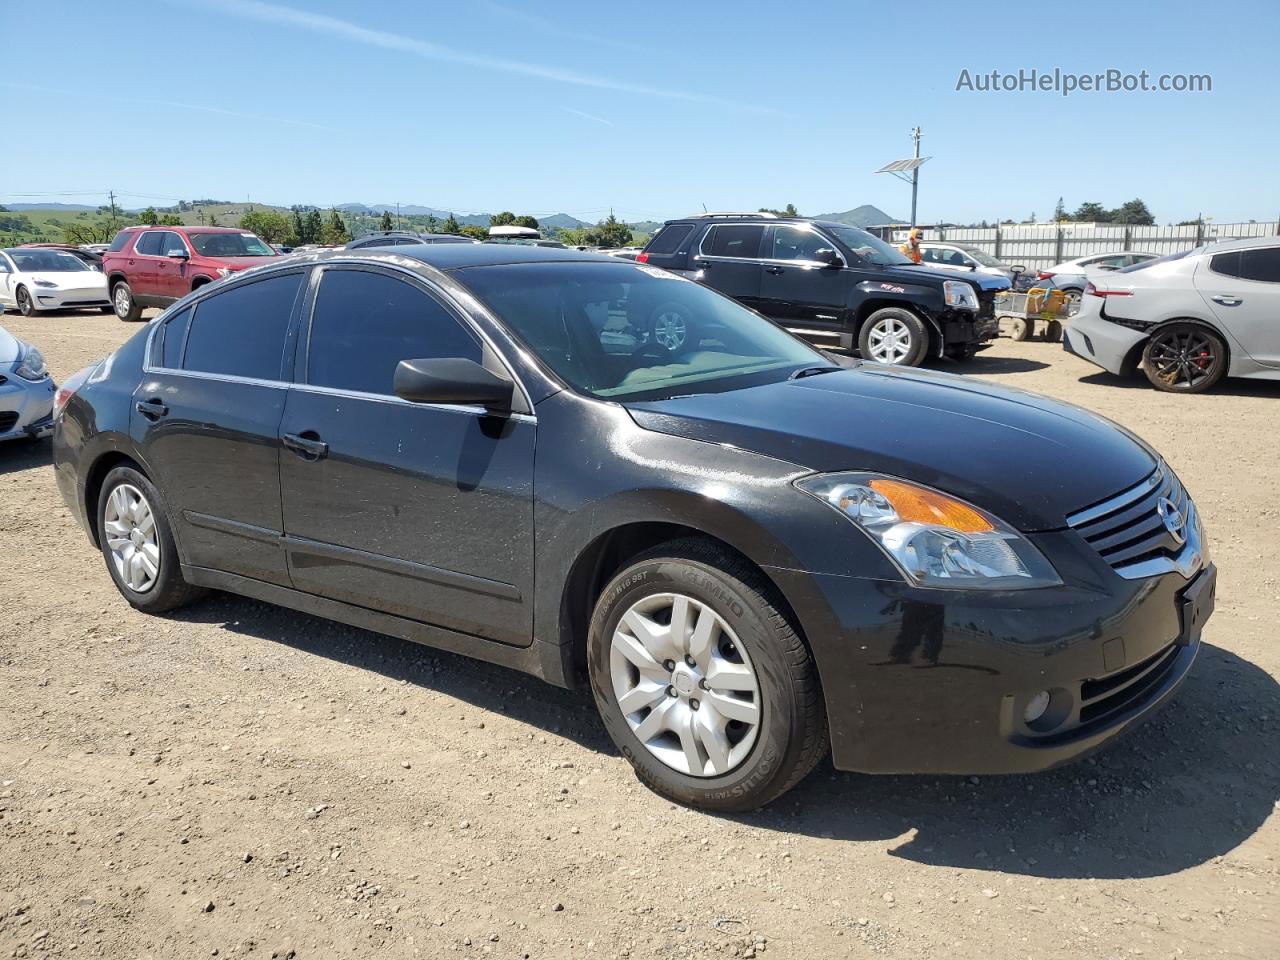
[587,539,826,812]
[97,466,205,613]
[858,308,928,366]
[1141,323,1227,393]
[112,281,142,322]
[16,286,35,317]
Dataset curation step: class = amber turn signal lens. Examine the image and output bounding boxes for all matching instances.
[868,478,994,534]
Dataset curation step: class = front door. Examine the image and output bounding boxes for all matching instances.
[691,224,766,311]
[132,270,306,586]
[1196,246,1280,367]
[757,225,851,346]
[279,265,536,647]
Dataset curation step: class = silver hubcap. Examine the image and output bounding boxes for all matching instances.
[104,483,160,593]
[114,286,130,314]
[652,310,687,351]
[867,317,914,363]
[609,593,761,777]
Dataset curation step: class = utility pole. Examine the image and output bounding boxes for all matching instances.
[108,190,118,220]
[909,126,922,228]
[396,203,401,230]
[874,128,930,229]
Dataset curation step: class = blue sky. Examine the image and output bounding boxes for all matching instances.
[4,0,1276,224]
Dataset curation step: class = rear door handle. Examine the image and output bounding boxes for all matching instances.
[136,399,168,420]
[1211,295,1243,306]
[765,265,784,275]
[283,431,329,460]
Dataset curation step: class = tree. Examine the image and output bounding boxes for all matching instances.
[240,209,294,243]
[158,214,184,226]
[1112,198,1154,225]
[62,217,126,245]
[139,206,160,226]
[589,213,632,249]
[304,209,325,244]
[292,208,307,243]
[758,203,800,217]
[514,215,539,229]
[380,210,394,231]
[322,209,351,245]
[489,211,516,227]
[442,213,461,235]
[459,224,488,240]
[1071,202,1110,223]
[556,227,591,247]
[1053,197,1066,222]
[424,215,439,233]
[207,212,220,226]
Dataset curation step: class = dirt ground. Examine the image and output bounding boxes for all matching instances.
[1,308,1276,960]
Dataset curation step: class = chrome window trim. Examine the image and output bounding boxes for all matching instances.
[695,222,847,269]
[288,381,535,422]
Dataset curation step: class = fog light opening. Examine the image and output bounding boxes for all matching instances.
[1023,690,1052,724]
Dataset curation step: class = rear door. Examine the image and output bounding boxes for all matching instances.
[1196,246,1280,367]
[690,224,766,310]
[756,224,851,344]
[278,265,536,646]
[153,231,190,301]
[128,230,165,299]
[133,270,306,586]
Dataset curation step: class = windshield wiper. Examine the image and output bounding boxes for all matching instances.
[788,365,843,380]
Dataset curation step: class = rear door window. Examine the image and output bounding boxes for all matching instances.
[306,269,481,396]
[1237,247,1280,282]
[183,273,303,380]
[134,232,163,256]
[1210,252,1243,278]
[645,223,694,255]
[702,225,764,260]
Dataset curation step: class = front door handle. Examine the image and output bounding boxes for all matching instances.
[765,265,784,275]
[136,399,168,420]
[1211,295,1243,306]
[283,431,329,460]
[692,259,712,269]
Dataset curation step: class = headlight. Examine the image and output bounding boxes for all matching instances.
[942,279,979,310]
[796,472,1061,589]
[14,344,48,382]
[33,279,58,288]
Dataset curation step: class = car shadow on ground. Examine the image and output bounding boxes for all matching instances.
[1079,370,1280,397]
[945,353,1052,375]
[178,594,1276,881]
[0,437,52,476]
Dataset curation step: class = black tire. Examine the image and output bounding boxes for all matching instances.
[587,538,827,812]
[857,307,929,366]
[96,465,206,613]
[1042,319,1063,343]
[111,281,143,322]
[1141,323,1228,394]
[16,286,35,317]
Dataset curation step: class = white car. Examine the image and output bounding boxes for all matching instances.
[0,323,56,441]
[1066,237,1280,393]
[0,247,111,316]
[917,241,1027,288]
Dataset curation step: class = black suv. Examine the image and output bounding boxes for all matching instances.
[638,214,1005,365]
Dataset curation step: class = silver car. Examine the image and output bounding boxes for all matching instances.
[917,241,1029,289]
[0,323,55,441]
[1065,237,1280,393]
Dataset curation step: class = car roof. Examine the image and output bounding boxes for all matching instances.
[296,243,620,271]
[1202,235,1280,252]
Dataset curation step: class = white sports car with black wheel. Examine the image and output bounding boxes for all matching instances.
[1066,236,1280,393]
[0,323,56,441]
[0,247,111,316]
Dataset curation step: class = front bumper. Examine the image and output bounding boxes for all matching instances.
[1063,299,1146,375]
[30,285,111,310]
[0,375,55,441]
[768,539,1212,775]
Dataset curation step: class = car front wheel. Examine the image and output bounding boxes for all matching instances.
[858,308,928,366]
[112,281,142,322]
[16,286,35,317]
[97,465,205,613]
[587,539,826,812]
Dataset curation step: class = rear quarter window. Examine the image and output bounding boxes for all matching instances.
[645,223,694,255]
[108,231,133,253]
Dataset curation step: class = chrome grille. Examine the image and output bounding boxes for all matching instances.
[1066,463,1202,579]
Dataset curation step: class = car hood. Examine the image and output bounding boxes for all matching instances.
[23,271,107,287]
[0,326,21,363]
[624,366,1157,531]
[874,262,1010,291]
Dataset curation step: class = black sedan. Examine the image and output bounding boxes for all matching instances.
[52,244,1216,811]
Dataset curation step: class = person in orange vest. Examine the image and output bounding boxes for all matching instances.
[899,227,924,263]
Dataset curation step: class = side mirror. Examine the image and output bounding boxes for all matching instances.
[166,249,189,260]
[393,357,513,411]
[813,247,842,268]
[1012,264,1026,274]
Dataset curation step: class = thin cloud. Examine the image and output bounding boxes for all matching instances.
[474,0,652,55]
[563,107,614,127]
[196,0,761,111]
[0,81,339,132]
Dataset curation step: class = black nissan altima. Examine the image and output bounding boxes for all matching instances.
[52,244,1216,811]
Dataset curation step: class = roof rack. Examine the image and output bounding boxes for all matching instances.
[683,211,780,220]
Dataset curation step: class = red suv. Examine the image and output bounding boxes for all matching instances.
[103,226,280,321]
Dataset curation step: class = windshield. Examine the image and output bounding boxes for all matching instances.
[5,249,90,272]
[188,232,275,257]
[460,261,825,401]
[825,225,912,265]
[957,245,1005,268]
